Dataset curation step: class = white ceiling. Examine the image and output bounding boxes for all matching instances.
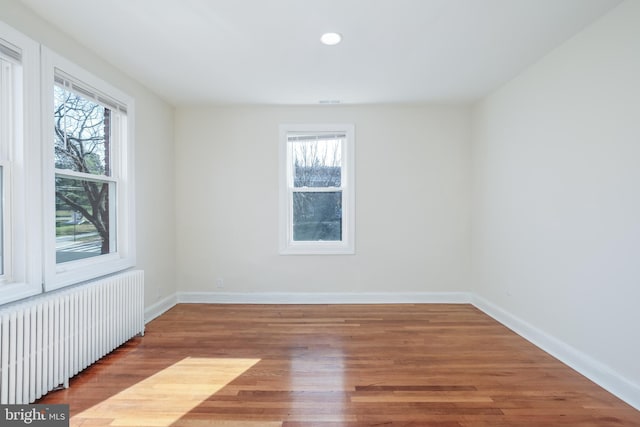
[18,0,621,106]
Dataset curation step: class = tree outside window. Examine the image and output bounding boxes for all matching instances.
[54,84,115,263]
[291,136,343,241]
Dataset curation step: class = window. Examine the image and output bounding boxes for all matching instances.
[279,124,355,254]
[42,49,135,290]
[0,47,14,277]
[0,22,42,305]
[0,22,135,304]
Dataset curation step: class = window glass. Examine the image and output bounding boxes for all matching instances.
[0,57,10,278]
[54,85,111,175]
[0,48,16,280]
[292,136,342,188]
[55,176,113,263]
[0,166,3,275]
[292,191,342,241]
[53,83,117,265]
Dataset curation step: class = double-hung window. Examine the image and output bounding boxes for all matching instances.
[42,49,135,290]
[0,23,42,305]
[279,124,355,254]
[0,40,18,280]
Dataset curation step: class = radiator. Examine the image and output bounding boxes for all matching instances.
[0,270,144,404]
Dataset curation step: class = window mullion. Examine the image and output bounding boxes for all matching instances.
[291,186,343,193]
[54,168,117,183]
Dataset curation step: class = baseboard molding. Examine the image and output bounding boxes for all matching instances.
[472,294,640,411]
[144,293,178,324]
[176,291,473,305]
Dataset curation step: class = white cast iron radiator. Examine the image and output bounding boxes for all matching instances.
[0,270,144,404]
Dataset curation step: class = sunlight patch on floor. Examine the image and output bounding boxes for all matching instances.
[71,357,261,427]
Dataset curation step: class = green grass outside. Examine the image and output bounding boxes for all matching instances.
[56,209,98,237]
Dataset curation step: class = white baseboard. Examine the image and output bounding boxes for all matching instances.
[472,294,640,411]
[176,291,473,305]
[144,293,178,324]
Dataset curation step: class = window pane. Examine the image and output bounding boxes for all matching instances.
[293,191,342,241]
[1,57,11,276]
[56,176,113,263]
[0,166,3,275]
[54,85,111,176]
[291,137,342,187]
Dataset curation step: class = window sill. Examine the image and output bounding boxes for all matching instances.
[279,242,355,255]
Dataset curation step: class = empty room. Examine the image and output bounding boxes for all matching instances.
[0,0,639,425]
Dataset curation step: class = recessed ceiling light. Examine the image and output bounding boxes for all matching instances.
[320,32,342,46]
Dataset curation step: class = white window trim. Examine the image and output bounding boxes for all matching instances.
[41,48,136,291]
[0,21,42,305]
[279,123,355,255]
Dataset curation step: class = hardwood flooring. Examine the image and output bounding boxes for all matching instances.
[38,304,640,426]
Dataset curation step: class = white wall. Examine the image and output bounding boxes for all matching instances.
[471,0,640,403]
[175,105,471,295]
[0,1,177,310]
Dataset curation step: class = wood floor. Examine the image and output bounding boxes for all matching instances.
[38,304,640,426]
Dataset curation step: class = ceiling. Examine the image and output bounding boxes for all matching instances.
[18,0,621,106]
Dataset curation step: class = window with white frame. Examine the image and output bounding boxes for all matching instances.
[0,44,14,278]
[279,124,355,254]
[0,23,42,305]
[0,22,136,304]
[42,49,135,291]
